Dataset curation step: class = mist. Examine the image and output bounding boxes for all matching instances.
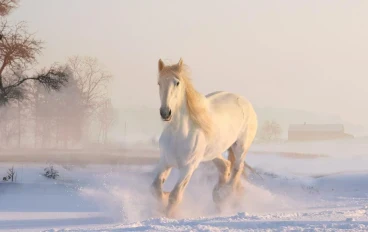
[4,0,368,143]
[1,1,368,231]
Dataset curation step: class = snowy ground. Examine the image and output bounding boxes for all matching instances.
[1,139,368,231]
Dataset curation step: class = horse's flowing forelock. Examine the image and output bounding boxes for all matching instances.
[160,64,213,138]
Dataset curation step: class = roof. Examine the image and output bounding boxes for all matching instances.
[288,124,344,133]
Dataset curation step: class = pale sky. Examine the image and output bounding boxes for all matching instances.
[7,0,368,126]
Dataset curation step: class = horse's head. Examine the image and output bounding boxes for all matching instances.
[157,58,185,122]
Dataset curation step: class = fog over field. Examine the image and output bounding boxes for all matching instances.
[1,0,368,231]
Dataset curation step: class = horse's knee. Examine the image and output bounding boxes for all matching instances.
[213,158,231,185]
[213,158,231,172]
[232,160,244,174]
[222,164,231,181]
[233,160,245,170]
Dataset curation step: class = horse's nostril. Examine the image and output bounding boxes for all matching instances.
[160,107,171,119]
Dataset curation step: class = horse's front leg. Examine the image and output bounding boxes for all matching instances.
[150,160,172,209]
[165,165,196,218]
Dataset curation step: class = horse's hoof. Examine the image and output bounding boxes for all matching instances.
[212,184,232,204]
[165,208,179,219]
[235,182,245,196]
[162,191,170,206]
[214,202,224,214]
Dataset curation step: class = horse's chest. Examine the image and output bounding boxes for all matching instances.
[159,131,204,167]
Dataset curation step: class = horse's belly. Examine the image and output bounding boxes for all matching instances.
[202,137,235,161]
[202,147,225,161]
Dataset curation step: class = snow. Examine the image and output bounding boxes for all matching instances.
[1,139,368,231]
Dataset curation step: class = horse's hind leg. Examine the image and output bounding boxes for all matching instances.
[212,156,231,205]
[229,129,257,195]
[229,146,247,196]
[228,147,245,194]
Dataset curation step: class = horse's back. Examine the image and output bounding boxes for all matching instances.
[205,91,224,98]
[205,91,254,113]
[206,90,257,134]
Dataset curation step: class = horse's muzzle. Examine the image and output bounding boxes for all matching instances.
[160,107,172,121]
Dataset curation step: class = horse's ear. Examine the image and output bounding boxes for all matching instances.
[178,58,183,67]
[158,59,165,72]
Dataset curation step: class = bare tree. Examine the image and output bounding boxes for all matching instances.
[0,0,18,17]
[53,76,84,148]
[67,56,112,114]
[0,104,17,146]
[258,120,282,142]
[66,56,112,144]
[29,73,84,149]
[97,98,117,144]
[0,8,68,106]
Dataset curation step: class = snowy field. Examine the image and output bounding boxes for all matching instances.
[1,139,368,231]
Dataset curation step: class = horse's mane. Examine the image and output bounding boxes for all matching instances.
[159,62,213,138]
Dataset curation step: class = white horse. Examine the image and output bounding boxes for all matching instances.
[150,58,258,218]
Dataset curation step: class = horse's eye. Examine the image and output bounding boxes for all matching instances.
[176,81,180,86]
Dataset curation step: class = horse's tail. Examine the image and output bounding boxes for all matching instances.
[243,161,263,180]
[228,147,263,181]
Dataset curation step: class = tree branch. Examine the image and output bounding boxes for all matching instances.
[0,65,69,106]
[0,0,18,17]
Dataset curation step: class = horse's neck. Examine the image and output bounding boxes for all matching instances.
[169,92,208,135]
[170,99,190,132]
